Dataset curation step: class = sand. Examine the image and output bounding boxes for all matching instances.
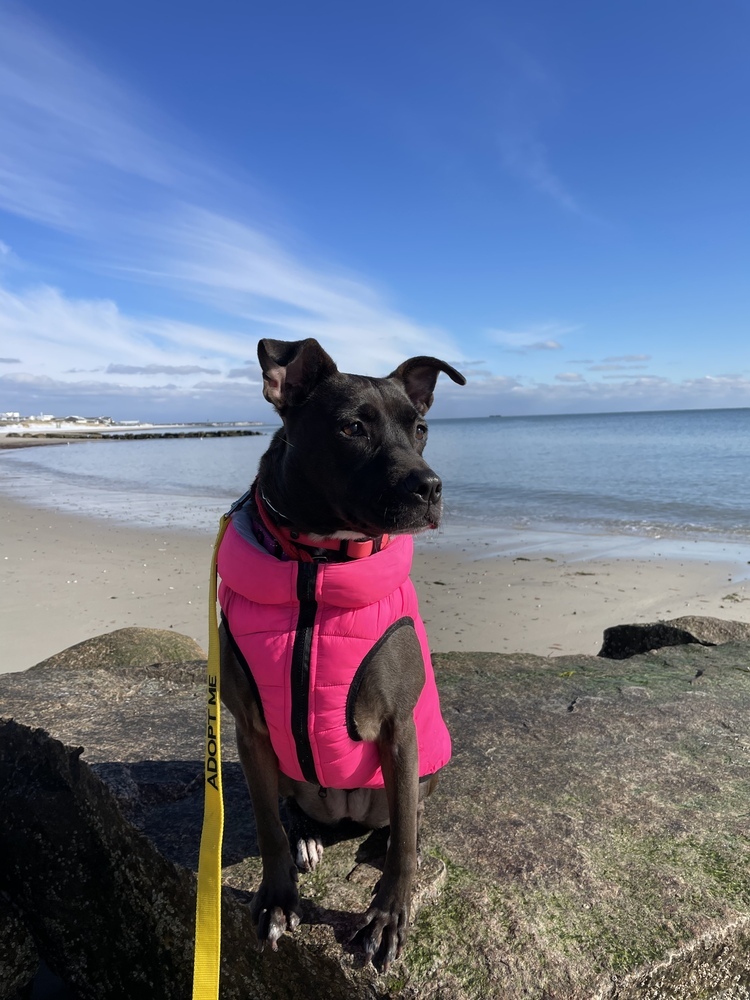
[2,491,750,675]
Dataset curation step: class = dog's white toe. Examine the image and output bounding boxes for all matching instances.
[295,837,324,872]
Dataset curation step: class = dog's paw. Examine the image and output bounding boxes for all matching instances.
[250,866,302,950]
[349,894,410,973]
[255,905,301,951]
[294,835,324,873]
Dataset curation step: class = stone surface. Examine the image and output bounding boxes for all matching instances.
[0,720,375,1000]
[29,626,205,673]
[0,900,38,1000]
[599,614,750,659]
[2,627,750,998]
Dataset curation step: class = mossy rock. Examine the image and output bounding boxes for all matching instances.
[29,627,205,672]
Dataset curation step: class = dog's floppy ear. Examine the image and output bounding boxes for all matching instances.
[258,338,338,411]
[388,357,466,415]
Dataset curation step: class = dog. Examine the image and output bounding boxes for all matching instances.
[217,338,465,972]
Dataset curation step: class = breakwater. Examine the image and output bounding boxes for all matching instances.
[4,429,264,441]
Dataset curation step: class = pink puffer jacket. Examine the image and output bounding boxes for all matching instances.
[218,519,451,789]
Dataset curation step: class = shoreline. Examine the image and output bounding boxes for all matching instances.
[0,420,269,449]
[0,430,263,449]
[2,493,749,675]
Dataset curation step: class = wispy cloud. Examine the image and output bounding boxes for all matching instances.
[106,364,221,376]
[602,354,651,363]
[499,132,582,215]
[134,207,458,374]
[588,363,649,372]
[494,40,587,217]
[0,7,185,230]
[430,369,750,419]
[487,322,575,353]
[0,4,461,414]
[0,281,253,380]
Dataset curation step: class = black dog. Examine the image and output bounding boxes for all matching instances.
[218,338,464,971]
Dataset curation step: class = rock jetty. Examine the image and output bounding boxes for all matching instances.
[4,429,264,442]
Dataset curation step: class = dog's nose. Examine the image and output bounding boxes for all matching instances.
[401,469,443,505]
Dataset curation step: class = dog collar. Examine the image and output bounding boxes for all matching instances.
[249,483,389,562]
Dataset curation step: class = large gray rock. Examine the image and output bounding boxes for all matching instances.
[599,614,750,659]
[3,627,750,998]
[0,720,367,1000]
[30,626,205,672]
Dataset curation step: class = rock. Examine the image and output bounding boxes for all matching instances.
[30,627,205,672]
[599,615,750,659]
[0,721,373,1000]
[3,639,750,997]
[0,900,38,1000]
[659,615,750,646]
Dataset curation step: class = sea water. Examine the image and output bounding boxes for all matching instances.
[1,409,749,547]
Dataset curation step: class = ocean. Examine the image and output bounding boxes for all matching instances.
[2,408,750,551]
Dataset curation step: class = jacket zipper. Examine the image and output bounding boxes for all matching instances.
[290,561,320,784]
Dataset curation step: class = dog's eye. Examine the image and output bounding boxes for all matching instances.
[342,421,364,437]
[415,424,427,440]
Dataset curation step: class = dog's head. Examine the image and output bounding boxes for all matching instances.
[256,338,465,537]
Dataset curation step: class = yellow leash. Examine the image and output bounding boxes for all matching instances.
[192,511,231,1000]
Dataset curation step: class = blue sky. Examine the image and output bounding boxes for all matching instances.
[1,0,749,421]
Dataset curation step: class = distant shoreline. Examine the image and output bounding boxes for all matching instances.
[0,428,264,449]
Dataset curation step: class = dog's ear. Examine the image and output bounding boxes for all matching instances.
[388,357,466,415]
[257,338,338,411]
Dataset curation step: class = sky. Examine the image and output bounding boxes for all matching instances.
[0,0,749,422]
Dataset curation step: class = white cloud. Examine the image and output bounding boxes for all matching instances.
[0,6,187,229]
[529,340,563,351]
[602,354,651,363]
[493,40,589,218]
[426,369,750,419]
[133,207,459,375]
[0,7,461,405]
[0,267,463,419]
[106,364,221,376]
[588,363,649,372]
[487,323,575,352]
[499,132,582,215]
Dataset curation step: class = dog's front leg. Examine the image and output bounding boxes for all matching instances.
[358,715,420,971]
[236,722,302,949]
[221,623,300,949]
[350,623,424,972]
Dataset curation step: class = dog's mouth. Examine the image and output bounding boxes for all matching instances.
[338,500,443,539]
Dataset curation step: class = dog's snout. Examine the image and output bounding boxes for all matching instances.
[402,469,442,505]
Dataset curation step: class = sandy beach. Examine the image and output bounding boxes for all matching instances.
[2,490,750,674]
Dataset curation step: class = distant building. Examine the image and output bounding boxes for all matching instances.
[59,415,106,424]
